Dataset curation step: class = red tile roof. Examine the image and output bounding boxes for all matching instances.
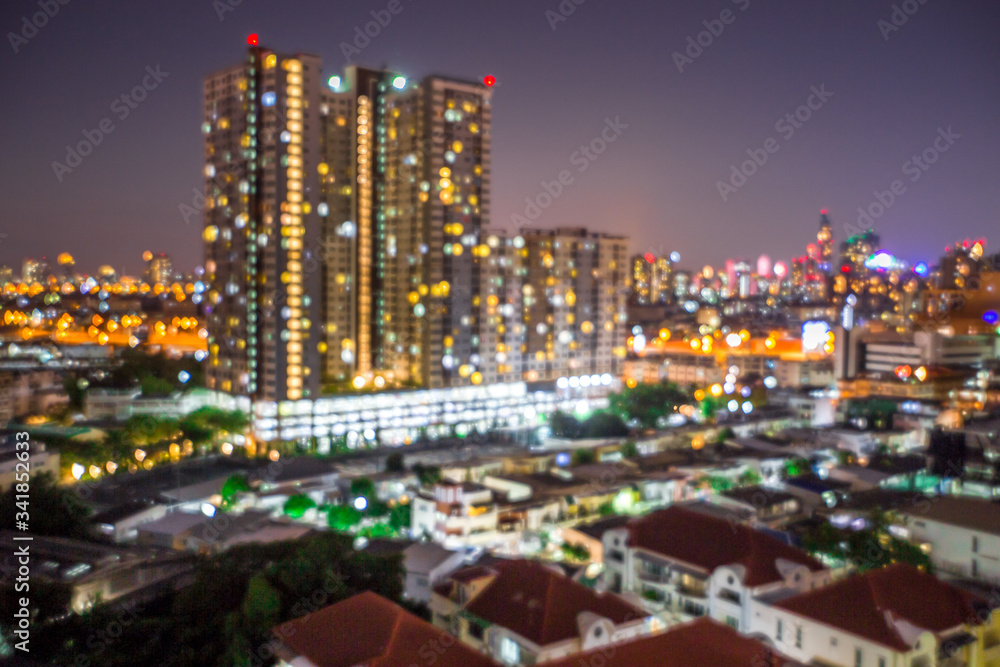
[625,506,824,587]
[775,564,985,652]
[463,559,645,647]
[272,591,498,667]
[543,618,795,667]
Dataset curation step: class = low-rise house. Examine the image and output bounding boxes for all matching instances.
[752,563,1000,667]
[0,437,59,492]
[431,565,499,632]
[273,591,499,667]
[899,496,1000,583]
[135,511,207,550]
[447,559,652,666]
[542,617,804,667]
[401,541,468,604]
[90,501,168,542]
[782,475,853,512]
[441,457,505,484]
[411,482,499,548]
[137,509,313,554]
[717,486,803,528]
[603,506,830,631]
[559,515,633,565]
[0,532,194,614]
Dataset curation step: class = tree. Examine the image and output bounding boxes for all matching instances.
[389,503,411,532]
[737,469,762,487]
[548,411,580,438]
[784,458,812,478]
[561,542,591,562]
[571,448,596,466]
[385,452,405,473]
[412,464,441,487]
[620,440,639,459]
[608,382,690,429]
[716,427,735,444]
[0,472,91,539]
[283,494,317,519]
[31,532,405,667]
[350,477,377,501]
[328,505,363,531]
[220,474,250,510]
[581,412,629,438]
[140,375,175,397]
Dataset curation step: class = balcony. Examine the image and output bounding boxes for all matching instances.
[717,588,741,605]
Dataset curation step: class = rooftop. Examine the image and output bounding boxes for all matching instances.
[464,559,644,646]
[273,591,498,667]
[625,506,824,587]
[775,564,986,652]
[90,500,162,525]
[900,495,1000,536]
[723,486,799,507]
[542,617,800,667]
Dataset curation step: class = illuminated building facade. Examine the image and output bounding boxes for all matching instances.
[317,67,394,384]
[519,227,629,382]
[203,46,323,401]
[21,258,49,284]
[630,254,673,305]
[143,252,175,285]
[817,210,833,273]
[377,75,493,389]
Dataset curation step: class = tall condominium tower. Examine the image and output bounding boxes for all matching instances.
[317,67,394,384]
[204,46,628,402]
[203,46,323,401]
[377,75,493,389]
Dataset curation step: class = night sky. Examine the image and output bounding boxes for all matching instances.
[1,0,998,275]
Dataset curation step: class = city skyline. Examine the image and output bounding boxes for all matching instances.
[2,0,998,274]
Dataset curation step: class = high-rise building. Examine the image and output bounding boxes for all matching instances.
[203,46,323,401]
[630,254,673,305]
[21,258,48,284]
[317,67,393,384]
[817,210,833,273]
[143,252,175,285]
[376,75,493,389]
[203,46,628,403]
[518,227,629,382]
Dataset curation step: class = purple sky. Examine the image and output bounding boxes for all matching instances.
[1,0,998,275]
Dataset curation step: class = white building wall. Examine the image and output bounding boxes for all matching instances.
[904,515,1000,583]
[749,606,933,667]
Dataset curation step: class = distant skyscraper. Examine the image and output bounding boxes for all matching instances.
[144,252,174,285]
[21,258,48,284]
[817,210,833,273]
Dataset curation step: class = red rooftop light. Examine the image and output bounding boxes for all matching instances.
[483,75,496,87]
[247,33,259,46]
[644,252,655,263]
